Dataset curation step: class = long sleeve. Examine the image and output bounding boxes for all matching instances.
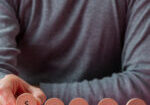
[40,0,150,105]
[0,0,20,78]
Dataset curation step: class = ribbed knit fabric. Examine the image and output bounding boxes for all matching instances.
[0,0,150,104]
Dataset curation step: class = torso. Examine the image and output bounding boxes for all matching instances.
[13,0,127,85]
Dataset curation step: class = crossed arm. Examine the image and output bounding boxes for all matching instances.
[0,0,150,105]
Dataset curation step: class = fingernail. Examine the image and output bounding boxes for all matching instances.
[98,98,118,105]
[69,98,88,105]
[45,98,64,105]
[126,98,147,105]
[16,93,37,105]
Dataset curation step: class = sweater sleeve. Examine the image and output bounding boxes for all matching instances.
[0,0,20,79]
[40,0,150,105]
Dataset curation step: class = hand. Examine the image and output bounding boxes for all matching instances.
[0,74,46,105]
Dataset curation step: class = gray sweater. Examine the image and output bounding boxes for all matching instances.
[0,0,150,104]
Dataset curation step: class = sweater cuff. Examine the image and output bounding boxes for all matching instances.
[0,72,8,79]
[0,68,15,79]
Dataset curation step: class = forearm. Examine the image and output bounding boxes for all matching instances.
[40,70,150,105]
[0,0,20,79]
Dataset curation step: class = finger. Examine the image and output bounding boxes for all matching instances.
[0,88,16,105]
[28,86,47,105]
[1,74,29,96]
[45,98,64,105]
[16,93,37,105]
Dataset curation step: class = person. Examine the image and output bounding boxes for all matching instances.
[0,0,150,105]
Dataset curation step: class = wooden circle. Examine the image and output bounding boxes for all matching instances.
[69,98,88,105]
[98,98,118,105]
[16,93,37,105]
[126,98,146,105]
[44,98,64,105]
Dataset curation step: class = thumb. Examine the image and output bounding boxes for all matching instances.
[0,88,16,105]
[28,86,47,105]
